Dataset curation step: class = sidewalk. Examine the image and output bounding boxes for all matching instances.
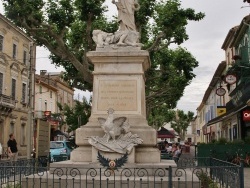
[244,168,250,188]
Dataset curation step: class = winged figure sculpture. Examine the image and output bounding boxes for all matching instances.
[98,108,128,142]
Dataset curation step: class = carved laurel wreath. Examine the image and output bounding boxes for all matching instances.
[97,151,128,171]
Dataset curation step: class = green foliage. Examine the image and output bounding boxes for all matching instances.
[211,139,217,144]
[197,171,213,188]
[56,97,91,132]
[146,47,198,121]
[2,0,204,122]
[164,110,194,140]
[231,139,245,145]
[245,136,250,144]
[216,137,227,145]
[197,172,219,188]
[209,182,219,188]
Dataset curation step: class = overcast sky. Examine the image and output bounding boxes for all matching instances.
[0,1,250,113]
[175,0,249,113]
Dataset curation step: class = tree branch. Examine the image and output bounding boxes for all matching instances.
[146,32,165,52]
[21,17,93,84]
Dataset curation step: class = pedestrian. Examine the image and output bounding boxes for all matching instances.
[7,133,18,164]
[165,143,172,153]
[173,145,182,164]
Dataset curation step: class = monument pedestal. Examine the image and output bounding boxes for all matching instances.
[71,49,160,163]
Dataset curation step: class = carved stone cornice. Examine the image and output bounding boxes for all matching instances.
[0,28,7,35]
[0,54,8,66]
[10,62,20,72]
[0,115,4,123]
[12,36,19,42]
[0,106,13,116]
[9,113,18,119]
[21,116,28,121]
[21,68,28,76]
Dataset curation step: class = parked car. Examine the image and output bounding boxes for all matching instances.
[50,141,76,163]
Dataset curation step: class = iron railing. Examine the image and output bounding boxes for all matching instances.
[0,157,244,188]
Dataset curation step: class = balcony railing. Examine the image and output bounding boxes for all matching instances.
[0,94,15,108]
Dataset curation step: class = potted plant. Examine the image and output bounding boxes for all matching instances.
[197,171,214,188]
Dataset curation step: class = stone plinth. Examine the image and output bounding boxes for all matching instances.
[71,49,160,163]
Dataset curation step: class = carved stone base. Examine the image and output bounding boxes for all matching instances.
[71,121,159,163]
[71,50,160,163]
[70,146,92,162]
[135,147,161,163]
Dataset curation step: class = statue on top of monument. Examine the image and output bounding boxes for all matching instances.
[112,0,140,31]
[92,0,142,50]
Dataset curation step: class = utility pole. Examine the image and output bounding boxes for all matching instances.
[27,42,36,159]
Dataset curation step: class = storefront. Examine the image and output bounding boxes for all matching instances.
[241,109,250,137]
[206,106,244,141]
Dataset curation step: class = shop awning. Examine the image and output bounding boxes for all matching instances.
[157,127,176,138]
[206,104,247,126]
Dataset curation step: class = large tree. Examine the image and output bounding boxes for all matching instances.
[3,0,204,122]
[56,97,91,133]
[170,110,194,140]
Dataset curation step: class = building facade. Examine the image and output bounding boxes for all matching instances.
[34,71,74,141]
[0,14,36,156]
[48,72,74,135]
[196,15,250,143]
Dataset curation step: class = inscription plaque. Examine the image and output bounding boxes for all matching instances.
[97,80,137,111]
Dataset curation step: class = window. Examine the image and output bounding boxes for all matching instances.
[23,50,27,65]
[210,106,214,119]
[22,83,26,103]
[0,72,3,94]
[10,123,14,135]
[11,78,16,99]
[0,35,3,52]
[45,100,47,111]
[39,86,42,93]
[21,124,26,145]
[13,43,17,59]
[50,91,52,98]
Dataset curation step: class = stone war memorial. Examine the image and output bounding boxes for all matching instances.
[50,0,176,186]
[69,0,162,165]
